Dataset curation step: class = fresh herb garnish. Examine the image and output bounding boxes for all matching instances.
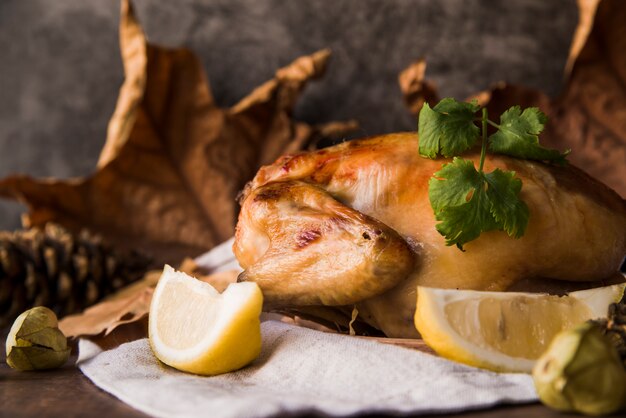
[488,106,569,164]
[418,99,480,158]
[418,98,568,250]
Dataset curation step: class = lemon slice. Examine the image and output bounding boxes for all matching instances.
[149,265,263,375]
[414,282,625,373]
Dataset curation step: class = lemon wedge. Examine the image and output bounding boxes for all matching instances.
[414,282,625,373]
[149,265,263,375]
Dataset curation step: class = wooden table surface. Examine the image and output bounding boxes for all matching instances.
[0,333,620,418]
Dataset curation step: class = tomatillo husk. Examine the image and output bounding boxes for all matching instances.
[532,323,626,416]
[5,306,70,371]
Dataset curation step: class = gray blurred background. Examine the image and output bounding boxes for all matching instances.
[0,0,578,230]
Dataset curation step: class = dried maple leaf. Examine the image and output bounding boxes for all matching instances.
[400,0,626,197]
[0,0,356,265]
[546,0,626,197]
[398,59,439,116]
[58,285,154,339]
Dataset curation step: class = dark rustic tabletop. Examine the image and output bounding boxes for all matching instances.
[2,332,613,418]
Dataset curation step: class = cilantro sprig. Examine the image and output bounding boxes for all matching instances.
[418,98,568,250]
[418,99,480,158]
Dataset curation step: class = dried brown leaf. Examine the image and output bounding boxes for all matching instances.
[398,59,439,115]
[58,285,153,338]
[105,270,161,302]
[546,0,626,196]
[59,266,239,338]
[0,0,355,265]
[482,0,626,196]
[565,0,602,77]
[81,318,150,352]
[286,120,360,153]
[401,0,626,196]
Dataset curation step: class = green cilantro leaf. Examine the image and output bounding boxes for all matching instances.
[418,98,480,158]
[488,106,569,164]
[429,158,528,249]
[483,169,529,239]
[419,99,567,250]
[429,158,497,248]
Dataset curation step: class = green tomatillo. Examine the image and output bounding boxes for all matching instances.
[5,306,70,371]
[532,322,626,416]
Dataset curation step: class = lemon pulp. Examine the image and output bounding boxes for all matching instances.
[445,295,590,359]
[415,282,624,372]
[149,266,263,376]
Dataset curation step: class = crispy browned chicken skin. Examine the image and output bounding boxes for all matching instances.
[234,133,626,337]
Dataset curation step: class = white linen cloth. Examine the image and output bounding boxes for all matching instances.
[78,322,536,418]
[77,238,538,417]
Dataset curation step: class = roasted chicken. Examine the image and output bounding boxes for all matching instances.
[234,133,626,337]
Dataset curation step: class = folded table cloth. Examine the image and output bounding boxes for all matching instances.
[76,238,538,417]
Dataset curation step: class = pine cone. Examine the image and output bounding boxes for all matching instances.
[0,223,151,328]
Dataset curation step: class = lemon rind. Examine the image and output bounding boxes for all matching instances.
[148,265,263,376]
[414,282,625,373]
[415,287,536,372]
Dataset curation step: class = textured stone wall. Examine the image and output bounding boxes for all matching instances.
[0,0,577,230]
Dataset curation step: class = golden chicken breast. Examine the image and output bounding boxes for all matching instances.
[234,133,626,337]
